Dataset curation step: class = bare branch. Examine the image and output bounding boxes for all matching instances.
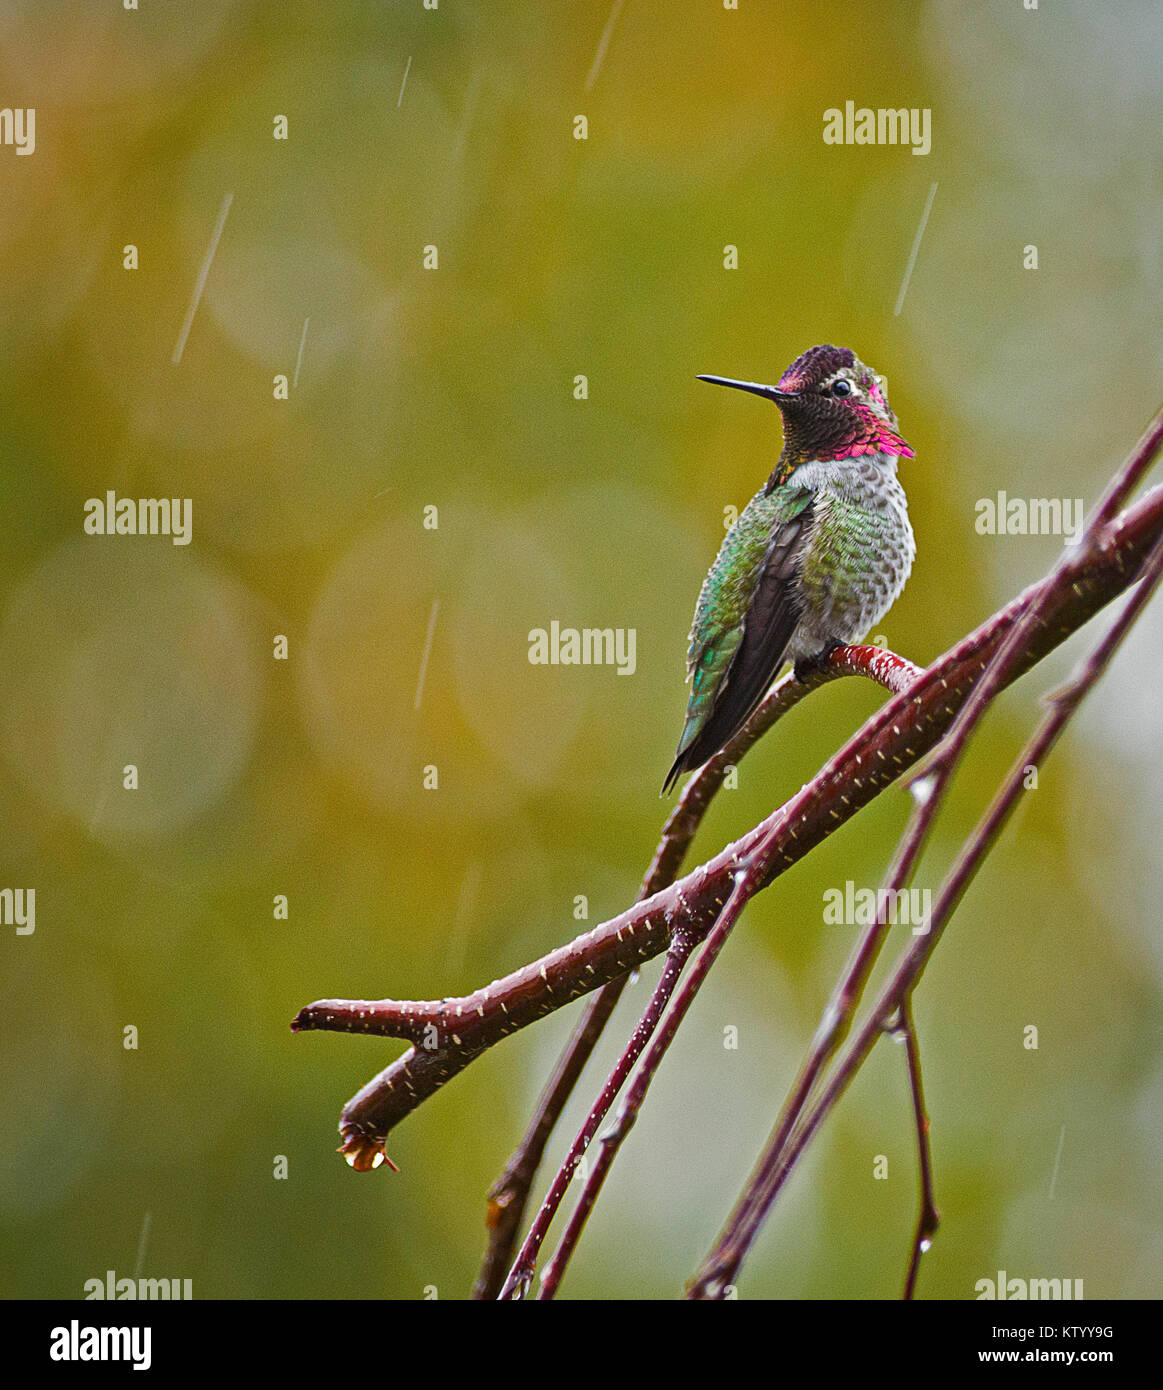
[473,977,628,1299]
[533,861,758,1298]
[295,484,1163,1180]
[688,512,1163,1297]
[499,927,700,1299]
[473,642,920,1297]
[898,999,938,1300]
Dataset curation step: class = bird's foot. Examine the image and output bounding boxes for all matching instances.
[792,644,843,685]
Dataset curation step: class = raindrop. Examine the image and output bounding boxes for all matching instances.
[343,1149,386,1171]
[910,773,937,806]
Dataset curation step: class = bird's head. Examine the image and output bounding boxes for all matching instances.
[699,343,914,469]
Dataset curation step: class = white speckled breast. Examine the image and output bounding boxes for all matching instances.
[784,453,915,661]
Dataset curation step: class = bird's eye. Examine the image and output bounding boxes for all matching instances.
[831,379,852,397]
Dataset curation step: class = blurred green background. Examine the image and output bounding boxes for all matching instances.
[2,0,1162,1300]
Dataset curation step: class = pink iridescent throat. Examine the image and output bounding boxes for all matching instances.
[827,431,915,461]
[822,403,913,460]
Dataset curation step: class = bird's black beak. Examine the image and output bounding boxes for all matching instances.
[697,375,798,405]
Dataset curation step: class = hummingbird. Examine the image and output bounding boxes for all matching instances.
[663,344,915,795]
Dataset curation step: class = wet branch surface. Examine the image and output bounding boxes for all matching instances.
[690,513,1163,1298]
[294,409,1163,1295]
[685,404,1163,1297]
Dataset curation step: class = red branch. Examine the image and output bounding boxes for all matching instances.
[294,481,1163,1176]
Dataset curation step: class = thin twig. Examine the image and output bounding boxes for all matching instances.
[473,976,628,1299]
[294,489,1163,1179]
[689,517,1163,1297]
[687,404,1163,1296]
[499,928,700,1299]
[473,643,917,1297]
[898,998,938,1300]
[530,653,924,1297]
[535,871,756,1299]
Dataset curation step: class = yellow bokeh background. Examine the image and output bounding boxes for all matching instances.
[1,0,1162,1299]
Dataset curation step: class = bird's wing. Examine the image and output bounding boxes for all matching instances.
[663,489,814,793]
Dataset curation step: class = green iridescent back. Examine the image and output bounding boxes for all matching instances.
[676,485,812,759]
